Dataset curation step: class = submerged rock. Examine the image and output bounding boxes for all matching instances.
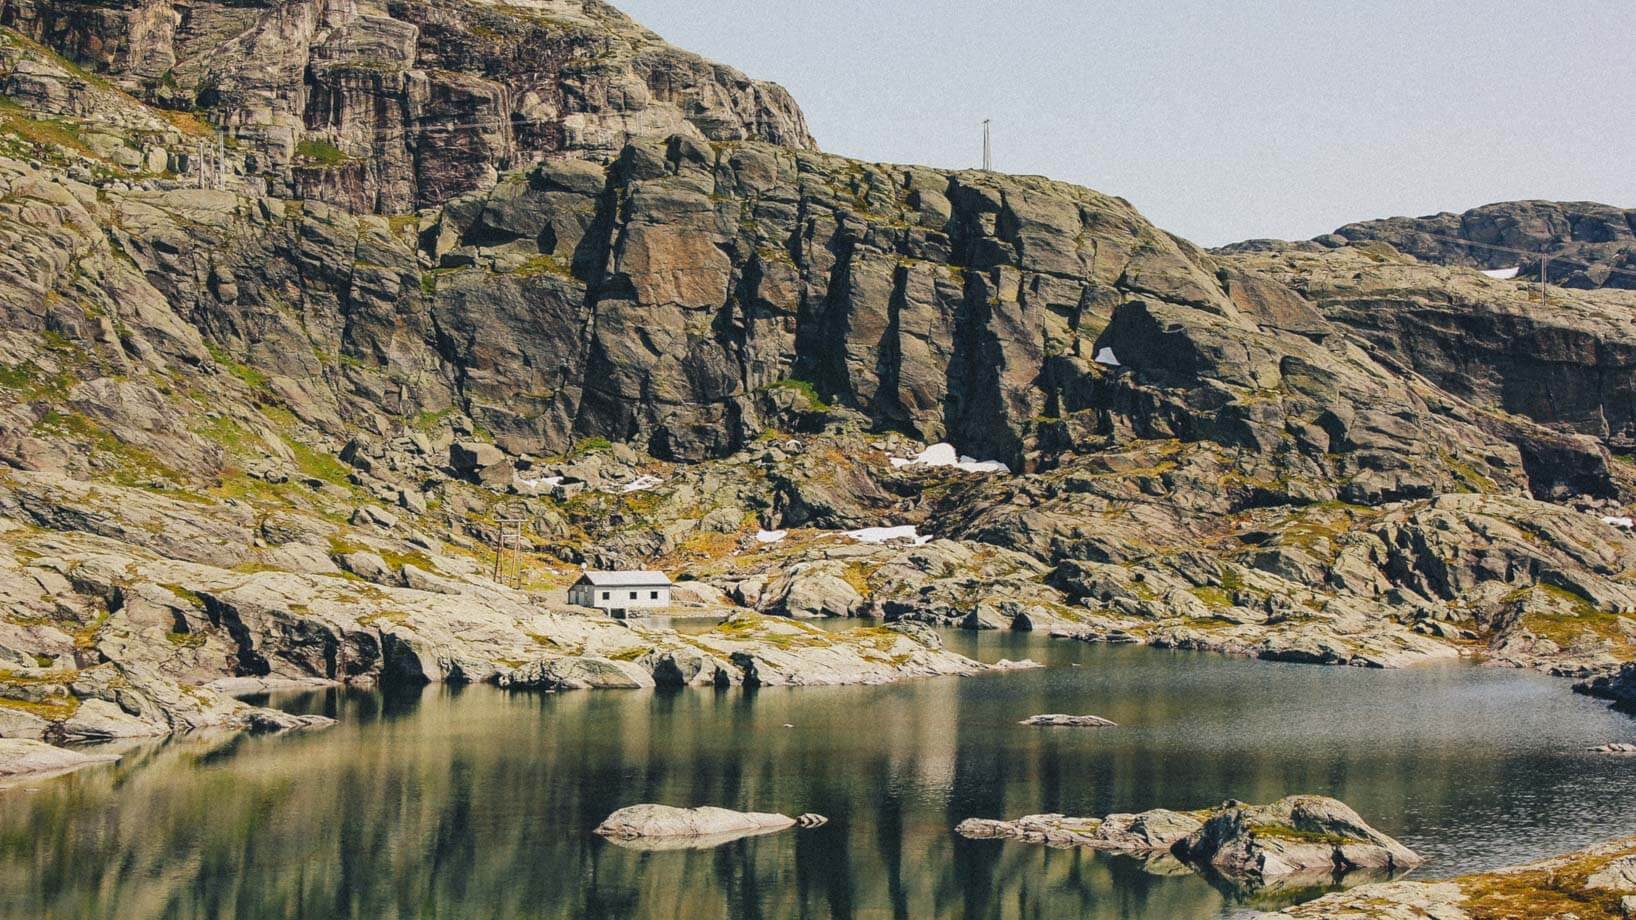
[1019,714,1117,727]
[594,805,825,850]
[1591,743,1636,755]
[0,739,120,780]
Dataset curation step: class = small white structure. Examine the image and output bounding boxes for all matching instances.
[569,571,673,616]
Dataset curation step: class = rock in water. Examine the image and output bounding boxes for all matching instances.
[1174,795,1423,882]
[594,805,824,850]
[962,795,1419,892]
[0,739,120,780]
[956,809,1203,854]
[1019,714,1117,727]
[1591,743,1636,755]
[243,710,338,735]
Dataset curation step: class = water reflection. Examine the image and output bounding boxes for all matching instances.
[1,634,1632,919]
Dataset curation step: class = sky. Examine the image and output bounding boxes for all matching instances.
[614,1,1636,247]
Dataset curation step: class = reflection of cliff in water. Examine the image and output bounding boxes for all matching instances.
[1,640,1634,919]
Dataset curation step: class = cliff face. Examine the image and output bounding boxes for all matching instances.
[0,0,814,211]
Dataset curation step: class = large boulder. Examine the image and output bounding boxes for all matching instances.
[1174,795,1423,882]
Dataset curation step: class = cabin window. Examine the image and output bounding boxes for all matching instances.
[601,592,609,601]
[650,591,659,600]
[629,591,638,600]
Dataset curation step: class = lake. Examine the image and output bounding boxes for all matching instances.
[1,629,1632,919]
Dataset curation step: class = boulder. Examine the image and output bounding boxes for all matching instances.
[594,804,823,849]
[1174,795,1423,882]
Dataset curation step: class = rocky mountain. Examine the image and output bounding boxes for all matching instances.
[2,3,1636,749]
[1226,200,1636,290]
[0,0,814,211]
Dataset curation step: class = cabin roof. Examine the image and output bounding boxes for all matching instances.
[573,570,672,588]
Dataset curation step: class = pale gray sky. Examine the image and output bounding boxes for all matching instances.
[615,1,1636,247]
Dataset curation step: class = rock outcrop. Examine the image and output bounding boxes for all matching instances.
[1318,201,1636,290]
[1254,835,1636,919]
[594,804,827,849]
[956,808,1203,854]
[1174,796,1423,884]
[0,737,119,780]
[0,0,814,211]
[959,796,1420,895]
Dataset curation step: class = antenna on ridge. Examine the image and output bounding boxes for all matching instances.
[981,119,992,171]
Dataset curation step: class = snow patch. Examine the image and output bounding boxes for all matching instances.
[845,525,933,546]
[1483,267,1521,280]
[517,475,563,492]
[755,530,788,544]
[620,475,663,493]
[889,442,1010,474]
[1094,346,1121,367]
[1603,516,1634,529]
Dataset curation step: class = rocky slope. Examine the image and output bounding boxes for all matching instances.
[1226,200,1636,290]
[1,3,1636,762]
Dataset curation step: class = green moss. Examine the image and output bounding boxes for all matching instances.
[509,253,576,280]
[0,695,79,721]
[328,536,435,574]
[165,630,207,648]
[295,138,348,166]
[1455,843,1636,920]
[1188,586,1234,609]
[762,377,830,411]
[34,409,188,489]
[0,360,70,400]
[1248,822,1365,846]
[204,342,269,390]
[161,584,205,607]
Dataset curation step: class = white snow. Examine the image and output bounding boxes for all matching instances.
[517,475,563,491]
[845,525,933,546]
[1094,346,1121,367]
[755,530,788,544]
[1603,516,1634,529]
[1482,267,1521,280]
[888,442,1010,474]
[619,475,663,493]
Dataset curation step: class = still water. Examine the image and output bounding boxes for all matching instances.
[1,630,1633,919]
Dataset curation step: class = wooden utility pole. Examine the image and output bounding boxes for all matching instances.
[981,119,992,171]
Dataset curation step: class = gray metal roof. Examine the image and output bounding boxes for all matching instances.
[574,571,672,587]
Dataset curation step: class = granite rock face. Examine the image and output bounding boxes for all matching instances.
[1323,201,1636,290]
[0,0,814,211]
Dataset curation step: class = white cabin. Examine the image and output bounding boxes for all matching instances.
[569,571,672,616]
